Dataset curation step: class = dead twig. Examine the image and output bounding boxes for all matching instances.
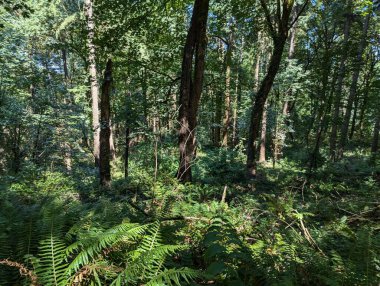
[0,259,39,286]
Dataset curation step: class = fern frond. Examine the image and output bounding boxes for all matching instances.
[145,267,200,286]
[65,223,148,276]
[35,234,67,286]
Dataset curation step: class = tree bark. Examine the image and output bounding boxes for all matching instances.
[177,0,209,183]
[99,59,112,188]
[338,13,370,159]
[85,0,100,167]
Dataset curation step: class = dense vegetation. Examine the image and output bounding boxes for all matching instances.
[0,0,379,285]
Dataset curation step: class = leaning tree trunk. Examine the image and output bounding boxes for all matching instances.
[99,59,112,188]
[247,35,287,176]
[85,0,100,167]
[177,0,209,183]
[246,0,298,177]
[338,13,370,159]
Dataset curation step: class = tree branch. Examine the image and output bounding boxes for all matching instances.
[260,0,277,39]
[289,0,309,30]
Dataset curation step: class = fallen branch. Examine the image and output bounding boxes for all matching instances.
[0,259,39,286]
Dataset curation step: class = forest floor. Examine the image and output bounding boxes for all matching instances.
[1,146,379,285]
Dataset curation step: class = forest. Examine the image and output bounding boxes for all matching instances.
[0,0,379,285]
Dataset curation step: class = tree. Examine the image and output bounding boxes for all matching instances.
[177,0,210,182]
[84,0,100,167]
[246,0,308,176]
[338,12,371,159]
[99,59,112,188]
[329,2,353,160]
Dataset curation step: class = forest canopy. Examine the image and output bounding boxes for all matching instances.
[0,0,379,285]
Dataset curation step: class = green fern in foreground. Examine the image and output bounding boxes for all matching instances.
[33,234,67,286]
[65,220,199,286]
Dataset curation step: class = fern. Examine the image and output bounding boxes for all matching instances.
[64,220,198,285]
[65,222,148,276]
[34,233,67,286]
[145,267,200,286]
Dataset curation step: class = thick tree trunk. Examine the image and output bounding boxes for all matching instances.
[99,59,112,188]
[329,12,353,160]
[247,35,287,176]
[338,13,370,159]
[177,0,209,182]
[85,0,100,167]
[222,42,232,147]
[371,115,380,154]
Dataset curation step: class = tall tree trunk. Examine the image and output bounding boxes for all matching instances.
[99,59,112,188]
[246,0,297,176]
[177,0,209,182]
[85,0,100,167]
[222,42,232,147]
[246,35,287,176]
[253,41,266,163]
[338,13,370,159]
[329,11,353,160]
[371,114,380,154]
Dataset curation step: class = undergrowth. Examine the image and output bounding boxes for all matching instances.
[0,148,379,285]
